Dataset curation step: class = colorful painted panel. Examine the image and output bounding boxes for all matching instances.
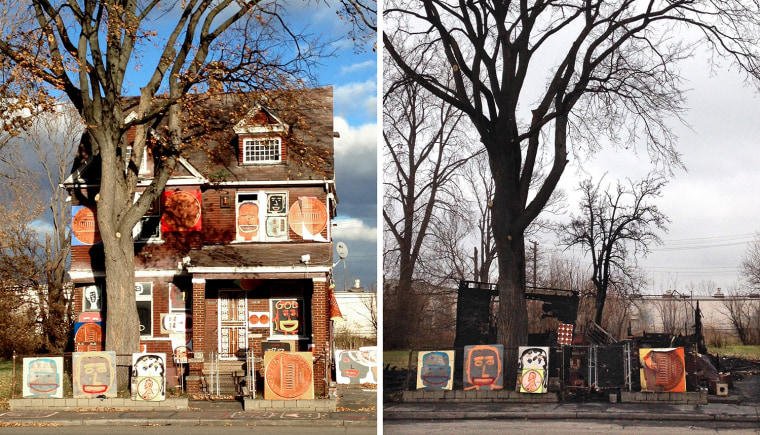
[74,322,104,352]
[248,311,271,329]
[72,351,117,398]
[270,299,303,337]
[639,347,686,393]
[518,347,549,394]
[416,350,454,390]
[23,357,63,398]
[161,190,202,232]
[335,348,378,385]
[558,323,574,346]
[237,201,260,241]
[264,352,314,400]
[132,353,166,401]
[463,344,503,390]
[71,206,101,245]
[288,197,328,240]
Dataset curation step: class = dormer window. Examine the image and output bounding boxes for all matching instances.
[235,105,289,166]
[243,137,281,164]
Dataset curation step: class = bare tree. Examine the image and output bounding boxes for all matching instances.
[558,175,667,326]
[360,290,378,334]
[718,285,759,345]
[384,0,760,385]
[0,1,371,354]
[21,104,82,352]
[740,235,760,290]
[383,56,472,349]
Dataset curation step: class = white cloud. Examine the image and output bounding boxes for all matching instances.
[334,116,376,155]
[334,80,377,120]
[333,218,377,242]
[341,60,376,75]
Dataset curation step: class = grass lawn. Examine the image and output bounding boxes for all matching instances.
[383,350,417,370]
[707,345,760,360]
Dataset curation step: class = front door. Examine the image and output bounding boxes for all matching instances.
[219,290,248,359]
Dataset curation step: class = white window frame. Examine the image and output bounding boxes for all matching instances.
[235,191,289,242]
[136,282,153,338]
[133,192,162,243]
[243,137,281,164]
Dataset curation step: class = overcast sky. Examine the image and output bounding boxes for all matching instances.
[543,53,760,296]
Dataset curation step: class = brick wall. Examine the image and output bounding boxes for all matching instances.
[312,277,329,396]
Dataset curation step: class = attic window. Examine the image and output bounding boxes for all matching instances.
[243,137,281,164]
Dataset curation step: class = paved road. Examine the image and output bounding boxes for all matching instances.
[384,419,760,434]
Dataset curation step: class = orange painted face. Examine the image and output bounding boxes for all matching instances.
[237,202,259,241]
[273,300,301,335]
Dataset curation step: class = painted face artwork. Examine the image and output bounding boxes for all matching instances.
[464,345,503,390]
[518,346,549,394]
[272,300,301,335]
[24,358,63,398]
[84,286,100,311]
[335,349,378,385]
[132,353,167,401]
[237,201,259,241]
[161,313,188,333]
[73,352,117,398]
[418,351,452,390]
[519,347,548,370]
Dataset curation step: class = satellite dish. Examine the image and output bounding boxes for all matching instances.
[336,241,349,259]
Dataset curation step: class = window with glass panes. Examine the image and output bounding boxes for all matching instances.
[243,137,281,163]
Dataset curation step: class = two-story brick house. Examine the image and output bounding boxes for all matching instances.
[65,87,338,396]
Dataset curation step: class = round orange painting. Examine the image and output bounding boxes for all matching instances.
[163,191,201,231]
[72,206,101,245]
[288,197,328,237]
[265,353,312,399]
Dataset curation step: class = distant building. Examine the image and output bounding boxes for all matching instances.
[628,288,760,340]
[334,280,376,338]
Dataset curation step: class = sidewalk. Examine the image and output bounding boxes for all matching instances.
[0,386,378,427]
[383,397,760,423]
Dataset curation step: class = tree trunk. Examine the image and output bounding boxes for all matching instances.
[103,234,140,354]
[489,146,529,389]
[594,286,606,326]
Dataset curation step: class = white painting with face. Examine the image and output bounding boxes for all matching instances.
[131,353,166,401]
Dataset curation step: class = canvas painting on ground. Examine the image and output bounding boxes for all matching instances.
[23,357,63,398]
[416,350,454,390]
[518,346,549,394]
[132,353,167,401]
[464,344,504,390]
[72,351,117,398]
[335,347,378,385]
[264,351,314,400]
[639,347,686,393]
